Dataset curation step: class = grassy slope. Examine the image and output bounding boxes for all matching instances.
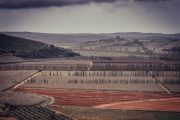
[0,34,79,58]
[0,34,46,52]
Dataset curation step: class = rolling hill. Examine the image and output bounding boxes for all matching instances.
[0,34,79,58]
[78,36,144,50]
[2,32,180,45]
[0,34,46,53]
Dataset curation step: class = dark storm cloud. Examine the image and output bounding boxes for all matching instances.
[0,0,117,9]
[134,0,168,1]
[0,0,172,9]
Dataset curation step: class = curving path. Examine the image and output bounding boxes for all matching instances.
[94,97,180,112]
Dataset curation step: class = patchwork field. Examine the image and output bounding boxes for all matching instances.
[17,70,179,93]
[1,31,180,119]
[0,59,179,120]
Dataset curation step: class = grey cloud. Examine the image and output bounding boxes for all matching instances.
[0,0,117,9]
[0,0,173,9]
[134,0,168,1]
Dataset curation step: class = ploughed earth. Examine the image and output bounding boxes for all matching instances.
[14,87,180,112]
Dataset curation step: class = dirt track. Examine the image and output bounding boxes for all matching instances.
[94,97,180,112]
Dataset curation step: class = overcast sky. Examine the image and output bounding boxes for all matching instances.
[0,0,180,34]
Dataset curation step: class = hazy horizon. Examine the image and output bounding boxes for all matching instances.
[2,31,180,35]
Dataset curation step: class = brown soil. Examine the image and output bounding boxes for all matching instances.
[94,98,180,112]
[14,87,180,112]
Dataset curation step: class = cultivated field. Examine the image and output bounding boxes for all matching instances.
[0,59,90,71]
[73,49,149,57]
[0,70,37,91]
[15,88,180,109]
[0,70,50,107]
[17,70,179,93]
[51,105,180,120]
[0,59,179,120]
[13,87,180,120]
[8,106,73,120]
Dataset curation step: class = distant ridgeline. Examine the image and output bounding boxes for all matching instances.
[0,34,79,58]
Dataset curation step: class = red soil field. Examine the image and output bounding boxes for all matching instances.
[94,98,180,112]
[14,87,180,112]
